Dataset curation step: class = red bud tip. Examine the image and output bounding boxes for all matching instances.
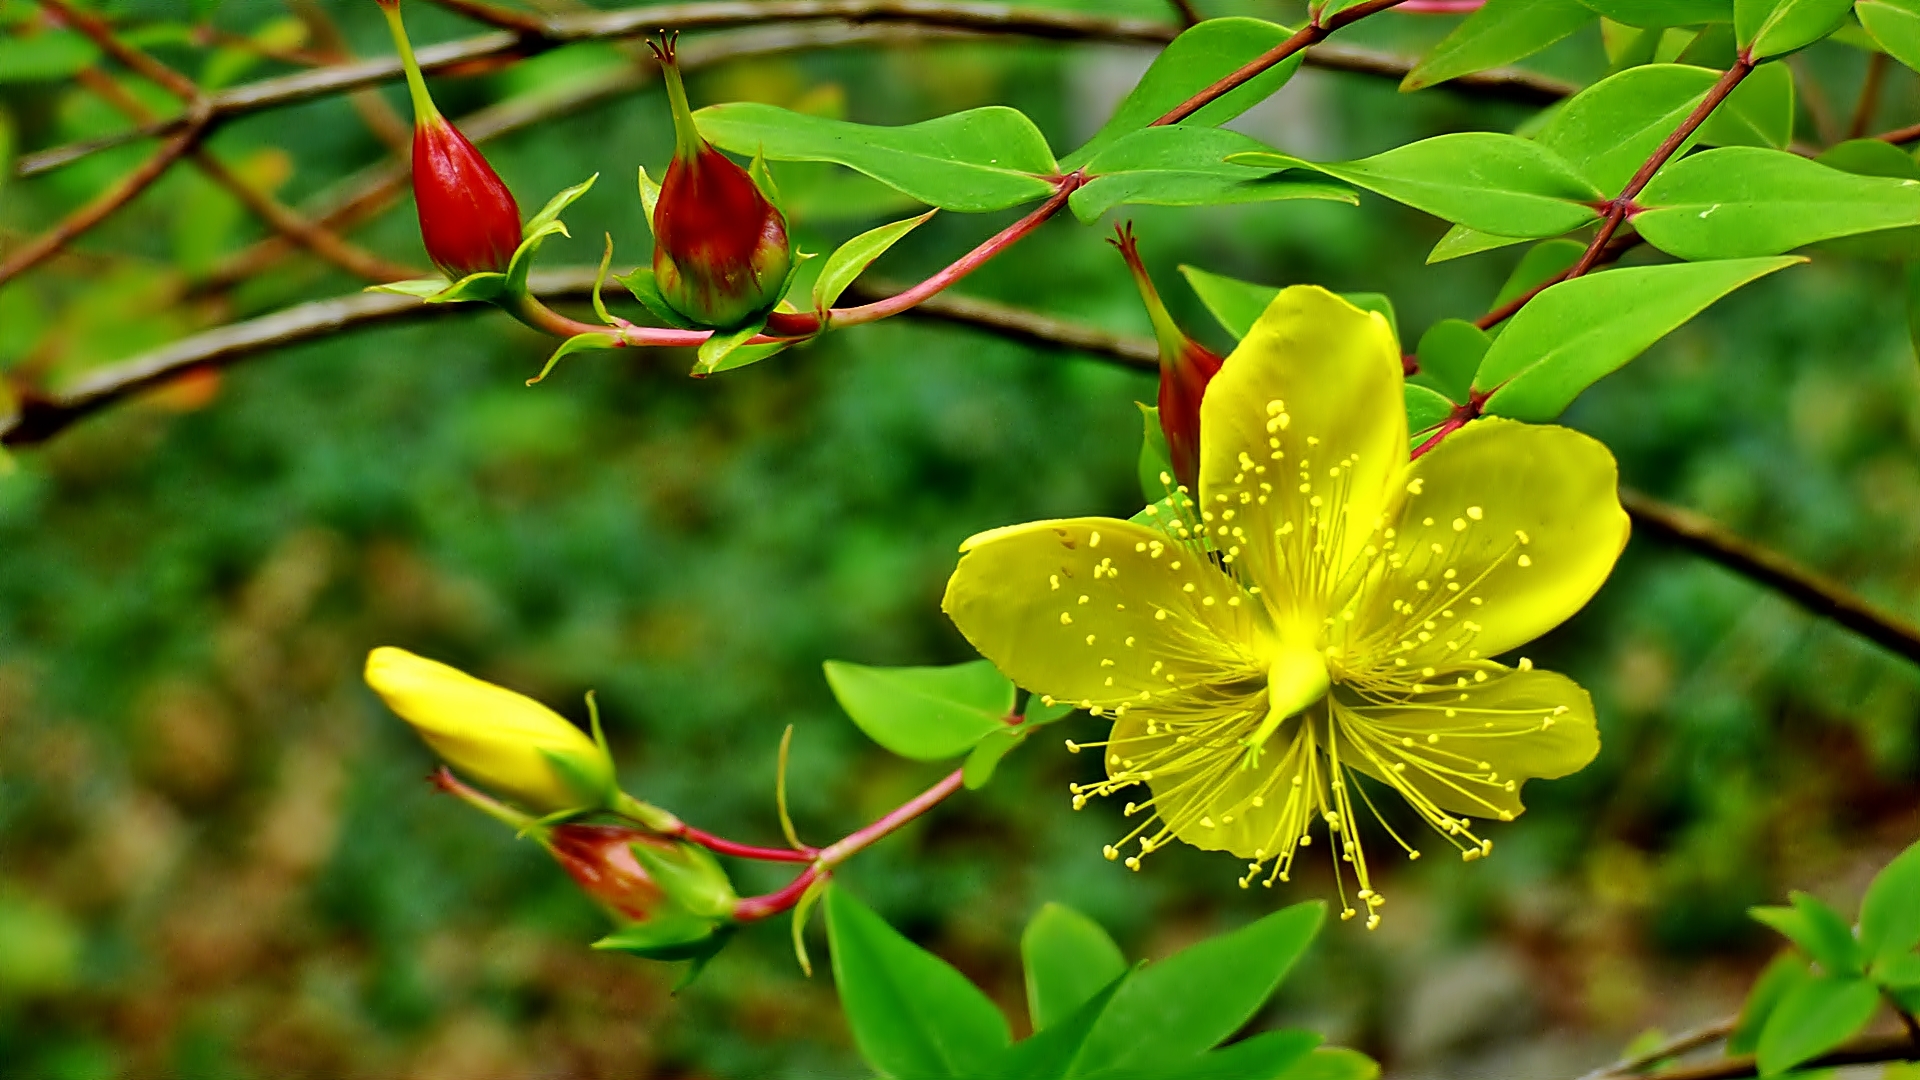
[413,118,523,277]
[546,824,673,923]
[1109,223,1222,494]
[648,37,793,328]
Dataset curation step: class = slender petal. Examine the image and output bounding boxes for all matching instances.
[1197,287,1406,639]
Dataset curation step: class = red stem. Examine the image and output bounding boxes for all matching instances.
[1153,0,1407,127]
[675,824,817,863]
[730,767,965,922]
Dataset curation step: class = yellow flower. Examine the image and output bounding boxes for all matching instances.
[942,287,1629,926]
[364,646,615,814]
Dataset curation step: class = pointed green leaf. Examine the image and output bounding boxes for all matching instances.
[1577,0,1735,26]
[823,659,1014,760]
[1071,127,1355,222]
[1698,60,1795,149]
[1023,902,1129,1033]
[1635,147,1920,259]
[1873,951,1920,989]
[813,210,937,312]
[1296,134,1604,238]
[825,887,1012,1079]
[1731,952,1813,1055]
[594,912,733,962]
[0,31,100,83]
[1860,838,1920,960]
[1859,0,1920,73]
[701,337,793,375]
[1739,0,1852,57]
[1063,18,1305,170]
[1181,264,1281,339]
[527,331,621,386]
[1492,238,1587,310]
[1081,1029,1323,1080]
[1537,64,1719,191]
[369,277,460,299]
[1784,892,1864,974]
[694,104,1057,213]
[1477,257,1801,419]
[1403,0,1597,91]
[637,165,662,230]
[1427,225,1531,263]
[525,172,598,236]
[1405,384,1456,439]
[1414,319,1490,403]
[615,266,699,329]
[505,175,598,295]
[993,971,1131,1080]
[1755,972,1881,1075]
[1070,902,1324,1075]
[1138,403,1175,506]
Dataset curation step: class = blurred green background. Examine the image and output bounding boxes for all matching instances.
[3,0,1920,1076]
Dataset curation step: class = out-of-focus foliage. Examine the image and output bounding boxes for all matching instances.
[2,1,1919,1078]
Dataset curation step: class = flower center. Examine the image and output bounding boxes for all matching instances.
[1240,644,1328,769]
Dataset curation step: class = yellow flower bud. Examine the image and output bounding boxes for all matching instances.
[364,646,615,814]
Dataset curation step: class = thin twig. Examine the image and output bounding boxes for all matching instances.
[1153,0,1408,127]
[1165,0,1202,27]
[37,0,201,100]
[1575,1017,1737,1080]
[12,1,1575,180]
[418,0,549,32]
[1639,1031,1917,1080]
[0,110,210,287]
[1850,51,1889,140]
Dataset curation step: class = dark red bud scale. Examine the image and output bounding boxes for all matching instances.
[381,0,522,278]
[546,824,674,924]
[648,35,794,329]
[1111,224,1224,495]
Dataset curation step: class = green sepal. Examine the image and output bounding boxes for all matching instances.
[693,317,769,376]
[791,873,829,977]
[612,791,681,833]
[615,267,701,329]
[628,840,738,920]
[367,272,507,304]
[536,742,618,809]
[1730,952,1811,1055]
[962,727,1027,789]
[594,912,735,964]
[638,165,662,231]
[1137,402,1175,505]
[591,234,618,326]
[812,209,938,312]
[1405,384,1456,440]
[700,337,793,375]
[749,147,786,214]
[527,331,623,387]
[505,172,600,295]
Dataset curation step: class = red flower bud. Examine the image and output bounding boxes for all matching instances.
[381,0,522,278]
[649,37,793,329]
[546,824,674,923]
[413,118,522,278]
[1110,224,1223,495]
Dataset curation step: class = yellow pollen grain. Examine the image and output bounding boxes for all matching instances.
[1467,506,1483,520]
[1060,612,1073,625]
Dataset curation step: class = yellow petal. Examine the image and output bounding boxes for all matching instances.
[1197,286,1406,634]
[941,517,1264,711]
[1333,663,1598,822]
[364,646,612,813]
[1347,418,1628,669]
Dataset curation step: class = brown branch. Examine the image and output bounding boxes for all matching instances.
[846,280,1157,368]
[418,0,550,33]
[1850,51,1889,140]
[1621,488,1920,667]
[291,0,414,154]
[0,109,210,287]
[1575,1017,1737,1080]
[1638,1031,1917,1080]
[1875,119,1920,146]
[37,0,201,100]
[13,2,1575,180]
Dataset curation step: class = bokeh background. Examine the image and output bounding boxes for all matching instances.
[4,1,1920,1076]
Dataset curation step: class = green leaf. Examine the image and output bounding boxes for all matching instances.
[1872,951,1920,989]
[0,109,12,207]
[994,972,1130,1080]
[1071,127,1356,222]
[1025,695,1076,725]
[1413,319,1490,402]
[1138,403,1175,505]
[1492,238,1587,310]
[1403,0,1598,91]
[1271,1047,1380,1080]
[1731,953,1813,1055]
[368,277,458,299]
[1817,138,1920,179]
[1069,902,1324,1075]
[0,30,99,82]
[1754,972,1881,1075]
[701,337,794,375]
[1859,0,1920,72]
[1427,225,1531,264]
[825,887,1012,1079]
[1276,134,1604,238]
[1859,838,1920,959]
[823,658,1014,760]
[694,103,1057,213]
[1476,257,1801,419]
[1698,60,1795,149]
[1535,64,1719,192]
[637,166,662,231]
[961,727,1026,789]
[1738,0,1853,56]
[1080,1029,1323,1080]
[1405,384,1457,437]
[1787,892,1864,974]
[812,210,937,311]
[1023,902,1129,1032]
[627,842,738,919]
[506,173,599,294]
[526,331,622,386]
[1181,264,1280,339]
[1063,18,1305,170]
[1577,0,1735,26]
[593,912,733,962]
[1909,262,1920,364]
[1635,148,1920,260]
[693,318,769,376]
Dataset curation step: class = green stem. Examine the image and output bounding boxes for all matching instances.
[379,1,443,126]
